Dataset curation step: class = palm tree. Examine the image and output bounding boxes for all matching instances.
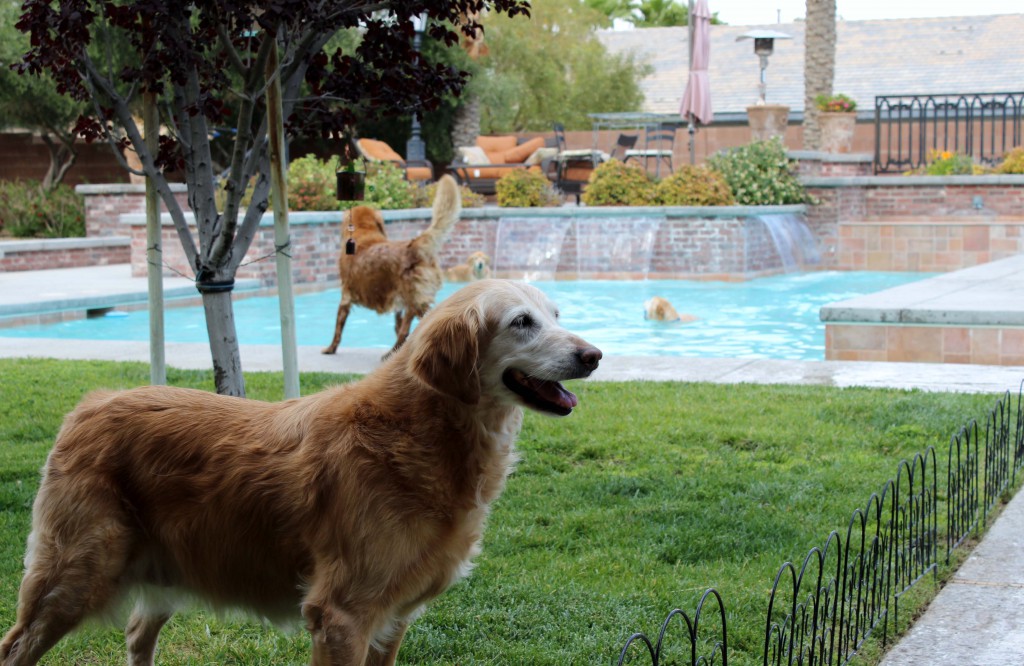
[803,0,836,150]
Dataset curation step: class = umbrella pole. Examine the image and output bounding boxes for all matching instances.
[688,118,696,164]
[688,0,696,164]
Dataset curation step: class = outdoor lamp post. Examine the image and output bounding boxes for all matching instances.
[736,30,791,104]
[406,13,427,164]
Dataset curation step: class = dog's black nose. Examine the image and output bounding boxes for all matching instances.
[577,346,603,370]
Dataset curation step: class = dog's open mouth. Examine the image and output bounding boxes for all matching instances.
[502,369,579,416]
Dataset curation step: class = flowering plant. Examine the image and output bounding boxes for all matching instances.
[904,149,981,176]
[815,93,857,113]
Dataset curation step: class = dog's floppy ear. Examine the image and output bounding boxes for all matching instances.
[409,307,481,405]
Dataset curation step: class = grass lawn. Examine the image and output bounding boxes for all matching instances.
[0,358,1009,664]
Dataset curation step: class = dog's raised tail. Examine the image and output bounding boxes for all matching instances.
[416,174,462,254]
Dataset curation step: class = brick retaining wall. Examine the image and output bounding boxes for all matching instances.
[0,237,130,272]
[804,170,1024,271]
[124,206,814,285]
[77,184,191,237]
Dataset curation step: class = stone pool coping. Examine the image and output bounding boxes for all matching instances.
[821,253,1024,365]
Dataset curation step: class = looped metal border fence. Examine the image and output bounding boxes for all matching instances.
[873,92,1024,173]
[617,380,1023,665]
[617,588,727,666]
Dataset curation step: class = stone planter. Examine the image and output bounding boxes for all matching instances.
[818,111,857,153]
[747,104,790,142]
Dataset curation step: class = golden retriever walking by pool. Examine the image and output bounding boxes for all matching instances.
[323,174,461,357]
[0,280,602,666]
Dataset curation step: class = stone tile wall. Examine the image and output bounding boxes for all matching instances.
[826,324,1024,366]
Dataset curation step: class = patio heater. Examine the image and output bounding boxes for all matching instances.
[406,13,428,164]
[736,30,791,104]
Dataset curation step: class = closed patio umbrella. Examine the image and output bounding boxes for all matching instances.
[680,0,713,164]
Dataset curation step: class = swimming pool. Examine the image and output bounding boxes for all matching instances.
[0,272,931,360]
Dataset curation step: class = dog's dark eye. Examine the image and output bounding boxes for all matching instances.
[511,314,534,329]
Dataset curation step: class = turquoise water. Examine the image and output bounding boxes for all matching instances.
[2,272,929,360]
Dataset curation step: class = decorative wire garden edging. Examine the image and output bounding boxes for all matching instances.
[616,380,1023,666]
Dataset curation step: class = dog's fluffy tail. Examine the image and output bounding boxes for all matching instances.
[415,174,462,255]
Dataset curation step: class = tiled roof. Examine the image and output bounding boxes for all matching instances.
[598,14,1024,116]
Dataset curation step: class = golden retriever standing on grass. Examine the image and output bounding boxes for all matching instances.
[0,280,602,666]
[323,174,461,357]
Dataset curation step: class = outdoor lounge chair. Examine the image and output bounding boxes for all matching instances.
[451,135,554,196]
[356,138,433,183]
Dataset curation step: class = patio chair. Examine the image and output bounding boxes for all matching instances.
[608,133,638,161]
[624,125,675,177]
[551,122,607,203]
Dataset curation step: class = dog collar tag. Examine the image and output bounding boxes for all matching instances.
[345,224,355,255]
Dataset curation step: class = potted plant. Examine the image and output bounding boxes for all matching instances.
[335,132,366,202]
[815,93,858,153]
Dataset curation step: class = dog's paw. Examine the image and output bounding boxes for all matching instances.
[321,347,337,355]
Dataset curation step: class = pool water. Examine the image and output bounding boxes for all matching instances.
[2,272,929,360]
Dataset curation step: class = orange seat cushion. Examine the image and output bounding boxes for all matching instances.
[562,165,595,182]
[406,166,433,182]
[476,135,518,163]
[358,138,404,163]
[499,137,546,164]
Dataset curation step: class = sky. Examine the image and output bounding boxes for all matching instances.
[712,0,1023,26]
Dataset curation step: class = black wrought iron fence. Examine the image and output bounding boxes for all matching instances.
[873,92,1024,173]
[616,381,1023,666]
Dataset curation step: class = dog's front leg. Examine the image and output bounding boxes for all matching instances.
[364,621,408,666]
[322,297,353,355]
[303,602,370,666]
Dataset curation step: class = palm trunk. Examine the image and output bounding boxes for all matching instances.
[451,93,482,150]
[803,0,836,151]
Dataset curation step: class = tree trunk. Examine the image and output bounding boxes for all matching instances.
[451,92,482,150]
[803,0,836,151]
[39,134,77,192]
[201,289,246,396]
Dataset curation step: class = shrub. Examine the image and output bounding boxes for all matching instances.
[360,161,416,210]
[814,93,857,112]
[706,138,812,206]
[287,154,340,211]
[905,149,985,176]
[495,168,561,207]
[288,155,416,211]
[580,159,656,206]
[654,165,735,206]
[995,146,1024,174]
[412,180,485,209]
[0,180,85,238]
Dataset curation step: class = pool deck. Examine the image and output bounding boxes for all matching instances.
[821,253,1024,364]
[1,261,1024,664]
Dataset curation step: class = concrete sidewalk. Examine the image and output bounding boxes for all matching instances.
[1,263,1024,664]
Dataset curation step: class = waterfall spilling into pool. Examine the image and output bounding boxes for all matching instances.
[755,214,821,272]
[493,217,573,281]
[489,212,817,279]
[494,216,663,280]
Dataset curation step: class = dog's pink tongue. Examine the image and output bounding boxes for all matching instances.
[530,378,578,409]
